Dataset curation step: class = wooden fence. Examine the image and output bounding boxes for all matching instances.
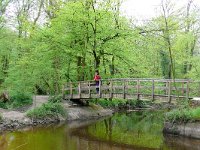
[62,78,200,102]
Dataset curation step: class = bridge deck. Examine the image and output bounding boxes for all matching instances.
[62,78,200,102]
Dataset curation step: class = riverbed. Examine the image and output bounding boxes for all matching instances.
[0,111,200,150]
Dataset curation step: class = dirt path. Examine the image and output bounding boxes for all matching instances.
[32,95,49,108]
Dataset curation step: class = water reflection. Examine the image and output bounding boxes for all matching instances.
[72,111,165,149]
[0,111,200,150]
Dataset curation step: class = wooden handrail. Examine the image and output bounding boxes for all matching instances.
[63,78,200,102]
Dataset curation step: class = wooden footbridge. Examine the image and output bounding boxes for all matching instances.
[62,78,200,102]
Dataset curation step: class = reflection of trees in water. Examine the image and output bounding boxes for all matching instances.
[85,111,165,149]
[104,118,113,141]
[72,132,148,150]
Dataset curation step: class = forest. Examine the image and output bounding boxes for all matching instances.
[0,0,199,101]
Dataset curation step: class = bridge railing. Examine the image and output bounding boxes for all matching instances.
[62,78,200,102]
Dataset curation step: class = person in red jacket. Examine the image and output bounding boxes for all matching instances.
[94,70,101,93]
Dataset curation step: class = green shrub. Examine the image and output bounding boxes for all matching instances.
[165,107,200,123]
[91,99,127,108]
[129,100,147,108]
[166,109,191,123]
[26,102,66,119]
[0,101,8,109]
[91,99,148,108]
[9,93,32,108]
[48,95,63,103]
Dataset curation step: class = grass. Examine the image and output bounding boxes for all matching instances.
[165,107,200,123]
[26,102,66,119]
[48,95,63,103]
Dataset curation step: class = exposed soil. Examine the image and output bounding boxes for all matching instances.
[0,96,113,132]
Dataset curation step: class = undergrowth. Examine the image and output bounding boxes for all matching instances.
[90,99,148,109]
[26,102,66,119]
[165,107,200,123]
[0,93,32,109]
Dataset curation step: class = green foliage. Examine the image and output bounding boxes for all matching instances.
[9,93,32,108]
[26,102,66,119]
[0,101,7,109]
[48,95,63,103]
[129,100,148,108]
[91,99,127,108]
[0,93,32,109]
[0,0,199,105]
[165,109,192,123]
[165,107,200,123]
[91,99,148,109]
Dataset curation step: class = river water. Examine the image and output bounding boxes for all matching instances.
[0,111,200,150]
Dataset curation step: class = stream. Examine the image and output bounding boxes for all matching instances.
[0,110,200,150]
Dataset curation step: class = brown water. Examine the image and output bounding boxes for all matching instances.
[0,111,200,150]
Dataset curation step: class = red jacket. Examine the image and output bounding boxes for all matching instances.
[94,75,101,81]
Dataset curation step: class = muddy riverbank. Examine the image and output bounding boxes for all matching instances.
[0,96,113,132]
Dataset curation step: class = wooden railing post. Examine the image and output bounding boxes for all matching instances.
[137,79,140,100]
[70,82,73,99]
[152,80,155,101]
[182,82,185,96]
[62,84,65,100]
[88,81,91,98]
[99,80,101,98]
[168,81,171,103]
[186,81,189,99]
[123,79,126,99]
[78,82,81,98]
[110,80,113,99]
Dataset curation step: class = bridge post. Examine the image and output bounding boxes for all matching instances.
[186,81,189,99]
[137,79,140,100]
[152,80,155,101]
[99,80,101,98]
[70,82,73,99]
[88,81,91,98]
[123,79,126,99]
[78,82,81,98]
[168,81,172,103]
[62,84,65,100]
[182,82,185,95]
[110,80,113,99]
